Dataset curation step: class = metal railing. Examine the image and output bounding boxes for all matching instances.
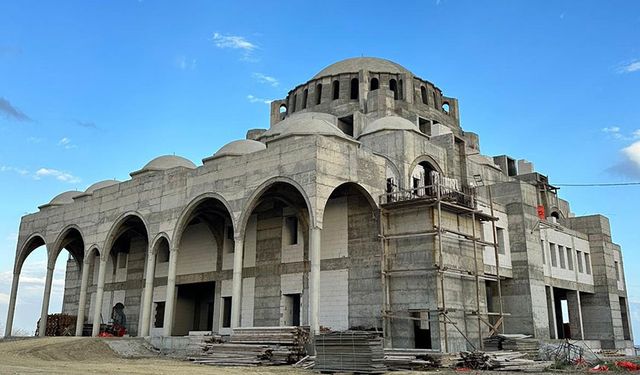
[380,183,477,209]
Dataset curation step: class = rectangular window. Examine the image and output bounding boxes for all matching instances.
[558,245,566,269]
[615,261,620,280]
[550,243,557,267]
[541,240,546,264]
[576,250,583,273]
[154,302,165,328]
[496,228,506,255]
[585,253,591,275]
[222,297,232,328]
[567,247,574,271]
[118,252,128,269]
[284,216,298,245]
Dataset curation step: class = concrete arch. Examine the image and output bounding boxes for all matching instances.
[320,181,379,215]
[50,224,86,269]
[15,232,47,274]
[408,154,444,178]
[150,232,171,255]
[84,244,102,259]
[102,211,151,261]
[237,176,315,235]
[171,192,235,250]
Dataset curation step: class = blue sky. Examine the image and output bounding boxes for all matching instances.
[0,0,639,340]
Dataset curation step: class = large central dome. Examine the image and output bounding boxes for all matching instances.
[313,57,414,79]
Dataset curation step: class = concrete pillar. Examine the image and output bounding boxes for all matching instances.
[140,250,156,336]
[38,264,55,337]
[4,272,20,337]
[162,248,178,336]
[91,257,107,337]
[230,238,244,328]
[309,227,321,335]
[74,259,91,336]
[548,286,558,339]
[567,290,584,340]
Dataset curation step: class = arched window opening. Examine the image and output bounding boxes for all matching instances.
[442,102,450,114]
[291,94,297,113]
[412,161,438,197]
[156,239,170,263]
[332,80,340,100]
[350,78,359,100]
[398,79,404,100]
[279,104,287,114]
[370,78,379,91]
[420,86,428,105]
[389,79,398,100]
[302,89,308,109]
[316,84,323,105]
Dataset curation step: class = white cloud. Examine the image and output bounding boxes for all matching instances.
[617,60,640,74]
[247,94,272,105]
[0,165,29,176]
[58,137,76,149]
[252,73,279,87]
[34,168,81,183]
[602,126,622,139]
[212,32,257,51]
[175,55,197,70]
[622,141,640,168]
[27,136,43,143]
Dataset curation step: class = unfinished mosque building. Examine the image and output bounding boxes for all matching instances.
[4,57,634,353]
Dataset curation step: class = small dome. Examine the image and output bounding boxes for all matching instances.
[359,116,420,138]
[259,112,349,141]
[214,139,266,158]
[313,57,413,79]
[85,179,119,194]
[131,155,196,176]
[49,191,82,205]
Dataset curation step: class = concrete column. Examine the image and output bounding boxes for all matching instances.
[74,259,91,336]
[567,290,584,340]
[162,248,178,336]
[139,250,156,336]
[309,227,321,335]
[230,238,244,329]
[548,286,558,339]
[38,264,55,337]
[91,257,107,336]
[4,272,20,337]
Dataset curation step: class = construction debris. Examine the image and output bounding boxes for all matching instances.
[383,348,444,370]
[189,326,309,366]
[484,334,540,358]
[36,314,77,336]
[456,350,552,371]
[315,331,385,374]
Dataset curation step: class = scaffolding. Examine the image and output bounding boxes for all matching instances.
[378,181,507,352]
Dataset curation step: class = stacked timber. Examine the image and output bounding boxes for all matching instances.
[315,331,385,374]
[383,348,442,370]
[456,351,551,371]
[190,326,310,366]
[484,334,540,358]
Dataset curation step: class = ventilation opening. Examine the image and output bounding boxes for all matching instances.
[418,117,430,135]
[284,216,298,245]
[370,77,379,91]
[222,296,232,328]
[316,84,322,105]
[389,79,398,100]
[420,86,428,105]
[332,80,340,100]
[350,78,359,100]
[338,115,354,137]
[302,89,308,109]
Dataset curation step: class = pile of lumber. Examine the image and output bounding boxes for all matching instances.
[38,314,76,336]
[456,350,551,371]
[383,348,443,370]
[190,326,310,367]
[315,331,385,374]
[484,334,540,358]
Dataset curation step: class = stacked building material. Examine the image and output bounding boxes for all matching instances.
[483,334,540,358]
[190,326,310,366]
[315,331,385,374]
[40,314,77,336]
[456,351,551,371]
[383,348,444,370]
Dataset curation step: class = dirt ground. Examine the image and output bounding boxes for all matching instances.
[0,337,588,375]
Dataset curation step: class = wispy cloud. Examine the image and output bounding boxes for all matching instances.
[247,94,271,104]
[75,119,98,129]
[617,59,640,74]
[0,165,29,176]
[212,32,258,61]
[252,73,279,87]
[601,126,640,141]
[175,55,197,70]
[0,97,31,122]
[34,168,81,183]
[602,126,623,139]
[27,136,43,143]
[57,137,77,150]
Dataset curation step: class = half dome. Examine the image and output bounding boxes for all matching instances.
[359,116,421,138]
[131,155,196,176]
[39,190,82,209]
[313,57,413,79]
[213,139,266,158]
[259,112,349,141]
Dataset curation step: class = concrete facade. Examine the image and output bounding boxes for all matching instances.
[4,57,633,353]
